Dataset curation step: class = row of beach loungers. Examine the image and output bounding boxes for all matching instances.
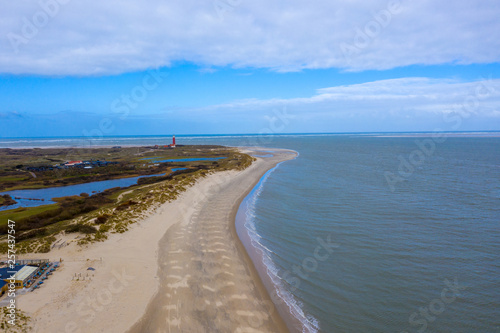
[29,263,59,291]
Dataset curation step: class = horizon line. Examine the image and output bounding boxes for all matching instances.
[0,129,500,140]
[1,130,500,140]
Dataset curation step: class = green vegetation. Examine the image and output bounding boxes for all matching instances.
[0,145,254,253]
[0,145,252,192]
[0,194,113,236]
[95,214,110,224]
[65,224,97,234]
[0,308,31,332]
[0,194,16,207]
[0,204,59,227]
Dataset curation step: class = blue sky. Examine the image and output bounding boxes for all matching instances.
[1,0,499,137]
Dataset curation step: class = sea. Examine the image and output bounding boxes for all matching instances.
[1,133,499,332]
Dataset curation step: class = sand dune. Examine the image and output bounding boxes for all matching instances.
[16,148,295,333]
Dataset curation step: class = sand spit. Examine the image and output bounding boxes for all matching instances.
[127,148,296,333]
[15,148,296,333]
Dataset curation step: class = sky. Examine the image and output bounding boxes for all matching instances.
[0,0,499,137]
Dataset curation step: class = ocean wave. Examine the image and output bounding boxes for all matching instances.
[262,254,320,333]
[242,159,320,333]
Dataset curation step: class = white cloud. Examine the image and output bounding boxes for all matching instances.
[199,77,500,114]
[0,0,499,75]
[1,77,499,137]
[181,77,500,133]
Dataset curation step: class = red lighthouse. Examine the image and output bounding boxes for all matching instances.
[172,135,176,147]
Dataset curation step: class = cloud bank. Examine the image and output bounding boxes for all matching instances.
[1,0,499,75]
[2,77,499,137]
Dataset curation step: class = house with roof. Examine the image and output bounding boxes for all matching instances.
[65,160,83,166]
[0,265,40,289]
[0,280,7,296]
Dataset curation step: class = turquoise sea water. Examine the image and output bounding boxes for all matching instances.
[243,136,499,332]
[1,134,499,332]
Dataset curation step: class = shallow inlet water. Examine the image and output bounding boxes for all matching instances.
[141,157,226,162]
[1,164,197,211]
[0,172,165,211]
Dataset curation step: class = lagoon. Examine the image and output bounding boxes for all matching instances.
[0,173,165,211]
[141,157,226,163]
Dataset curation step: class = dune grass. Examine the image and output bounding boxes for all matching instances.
[0,147,254,253]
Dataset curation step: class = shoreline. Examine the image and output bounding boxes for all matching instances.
[8,147,297,332]
[230,152,302,333]
[127,147,297,332]
[235,157,316,333]
[234,156,307,333]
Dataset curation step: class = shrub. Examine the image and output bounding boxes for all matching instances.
[1,192,115,236]
[0,194,16,206]
[99,224,111,233]
[17,228,47,241]
[116,200,137,211]
[95,214,111,224]
[65,224,97,234]
[81,204,98,213]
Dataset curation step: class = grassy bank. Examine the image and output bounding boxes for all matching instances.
[0,145,248,192]
[0,146,254,253]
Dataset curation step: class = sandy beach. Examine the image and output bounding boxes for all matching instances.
[15,148,296,333]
